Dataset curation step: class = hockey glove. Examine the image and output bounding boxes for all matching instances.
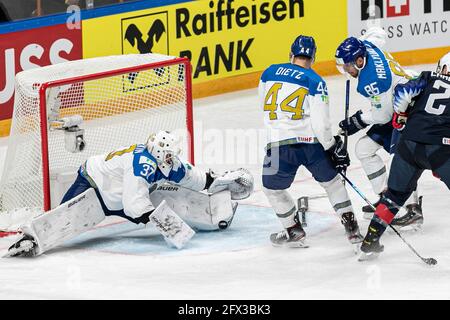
[339,110,368,136]
[207,168,254,200]
[392,112,408,130]
[327,135,350,173]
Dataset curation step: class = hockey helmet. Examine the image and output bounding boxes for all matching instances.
[290,35,317,62]
[146,131,181,176]
[437,52,450,75]
[335,37,367,74]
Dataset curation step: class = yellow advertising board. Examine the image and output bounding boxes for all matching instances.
[83,0,347,95]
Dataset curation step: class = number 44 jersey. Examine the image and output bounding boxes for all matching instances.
[259,63,335,151]
[394,71,450,146]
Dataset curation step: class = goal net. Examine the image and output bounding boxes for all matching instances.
[0,53,193,212]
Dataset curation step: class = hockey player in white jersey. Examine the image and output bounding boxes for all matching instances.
[261,35,363,248]
[335,27,423,227]
[5,131,254,257]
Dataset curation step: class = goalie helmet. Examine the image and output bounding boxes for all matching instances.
[146,131,181,176]
[437,52,450,75]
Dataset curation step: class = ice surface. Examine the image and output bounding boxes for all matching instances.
[0,64,449,299]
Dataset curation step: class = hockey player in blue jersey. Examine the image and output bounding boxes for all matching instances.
[335,27,423,228]
[261,35,363,248]
[358,53,450,261]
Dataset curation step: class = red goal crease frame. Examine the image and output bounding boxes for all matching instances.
[38,57,194,211]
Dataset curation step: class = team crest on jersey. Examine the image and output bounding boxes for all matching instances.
[139,156,157,168]
[370,95,382,109]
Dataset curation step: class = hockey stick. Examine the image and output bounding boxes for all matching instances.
[339,172,437,266]
[342,79,350,180]
[344,79,350,151]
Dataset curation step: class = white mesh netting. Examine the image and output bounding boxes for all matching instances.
[0,53,192,211]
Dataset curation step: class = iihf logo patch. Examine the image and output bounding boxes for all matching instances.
[443,138,450,145]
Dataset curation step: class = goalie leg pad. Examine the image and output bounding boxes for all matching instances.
[19,188,105,256]
[355,135,387,194]
[263,187,297,228]
[148,200,195,249]
[319,175,354,215]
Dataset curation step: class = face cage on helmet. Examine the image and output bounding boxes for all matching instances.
[336,56,366,75]
[163,146,181,166]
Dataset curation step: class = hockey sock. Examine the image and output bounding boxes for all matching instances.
[319,175,353,215]
[355,135,386,194]
[263,188,297,229]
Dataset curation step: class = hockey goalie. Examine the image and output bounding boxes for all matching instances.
[1,131,254,257]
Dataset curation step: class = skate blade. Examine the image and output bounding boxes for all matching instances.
[348,235,364,245]
[389,223,423,233]
[271,240,309,248]
[358,251,381,262]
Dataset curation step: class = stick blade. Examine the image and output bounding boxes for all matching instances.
[424,258,438,266]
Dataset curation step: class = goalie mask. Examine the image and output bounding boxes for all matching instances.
[146,131,181,177]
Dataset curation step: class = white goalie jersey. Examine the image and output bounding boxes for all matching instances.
[85,143,207,220]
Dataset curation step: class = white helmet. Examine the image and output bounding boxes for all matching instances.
[146,131,181,176]
[437,52,450,74]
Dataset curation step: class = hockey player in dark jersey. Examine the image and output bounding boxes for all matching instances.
[359,53,450,261]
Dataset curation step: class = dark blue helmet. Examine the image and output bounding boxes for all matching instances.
[291,35,317,61]
[335,37,367,65]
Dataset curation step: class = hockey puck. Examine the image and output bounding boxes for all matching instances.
[218,221,228,230]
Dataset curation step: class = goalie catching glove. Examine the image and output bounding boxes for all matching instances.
[207,168,254,200]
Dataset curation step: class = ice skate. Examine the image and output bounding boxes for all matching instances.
[341,212,364,244]
[270,222,308,248]
[391,202,423,231]
[3,234,38,258]
[358,238,384,261]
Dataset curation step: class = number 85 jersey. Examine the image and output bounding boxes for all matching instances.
[356,39,415,125]
[259,63,335,151]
